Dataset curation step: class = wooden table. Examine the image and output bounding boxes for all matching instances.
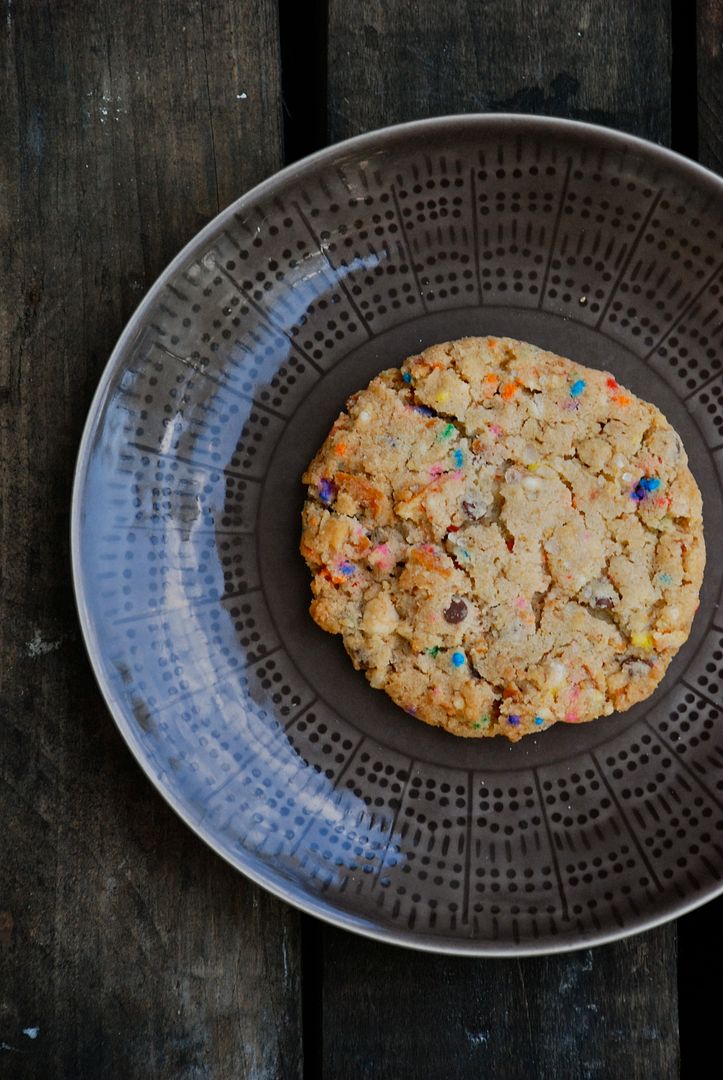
[1,2,721,1076]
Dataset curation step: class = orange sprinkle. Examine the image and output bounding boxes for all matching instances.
[334,442,347,456]
[488,337,497,347]
[614,393,631,407]
[484,372,499,384]
[501,381,519,400]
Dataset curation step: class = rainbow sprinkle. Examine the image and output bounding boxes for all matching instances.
[440,422,456,440]
[318,478,336,504]
[570,379,586,398]
[452,449,464,468]
[632,476,661,501]
[658,572,673,586]
[473,716,491,729]
[402,371,412,383]
[508,715,521,726]
[426,646,440,657]
[534,716,545,727]
[338,562,355,576]
[451,650,465,668]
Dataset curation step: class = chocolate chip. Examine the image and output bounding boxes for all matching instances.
[594,597,615,609]
[462,499,482,520]
[443,598,468,624]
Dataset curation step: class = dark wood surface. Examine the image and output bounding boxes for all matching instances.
[0,1,720,1077]
[1,3,301,1078]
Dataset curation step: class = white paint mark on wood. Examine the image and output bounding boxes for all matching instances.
[26,629,61,657]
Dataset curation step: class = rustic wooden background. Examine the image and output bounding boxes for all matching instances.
[1,1,721,1076]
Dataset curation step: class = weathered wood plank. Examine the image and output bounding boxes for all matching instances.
[328,0,670,145]
[322,2,678,1078]
[697,0,723,172]
[323,926,678,1080]
[0,2,301,1078]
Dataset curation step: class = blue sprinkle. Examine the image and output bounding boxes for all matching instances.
[318,478,336,504]
[451,651,465,668]
[508,715,521,726]
[632,476,661,501]
[339,562,355,576]
[570,379,586,398]
[402,371,412,383]
[658,572,673,586]
[414,405,437,417]
[452,449,464,468]
[534,716,545,727]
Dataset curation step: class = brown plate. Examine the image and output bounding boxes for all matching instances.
[72,115,723,954]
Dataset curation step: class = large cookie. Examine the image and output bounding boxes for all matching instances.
[300,337,705,741]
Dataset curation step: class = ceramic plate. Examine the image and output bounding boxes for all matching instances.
[72,116,723,955]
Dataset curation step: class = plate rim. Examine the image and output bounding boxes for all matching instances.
[71,113,723,956]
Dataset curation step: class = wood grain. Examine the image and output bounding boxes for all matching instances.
[322,2,679,1078]
[697,0,723,171]
[323,926,678,1080]
[0,3,301,1078]
[328,0,670,144]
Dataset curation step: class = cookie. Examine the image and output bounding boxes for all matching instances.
[300,337,705,741]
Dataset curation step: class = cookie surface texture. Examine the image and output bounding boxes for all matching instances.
[300,337,705,741]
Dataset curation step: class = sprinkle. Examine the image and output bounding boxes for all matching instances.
[426,646,440,657]
[658,572,673,586]
[505,536,515,552]
[369,543,391,571]
[338,561,355,576]
[451,650,465,667]
[334,442,347,456]
[614,393,631,407]
[631,631,654,649]
[435,390,449,404]
[565,711,580,723]
[473,716,491,729]
[402,371,412,383]
[508,715,521,726]
[500,381,519,399]
[440,422,456,440]
[489,423,504,438]
[452,448,464,468]
[318,478,336,504]
[429,463,445,477]
[484,373,499,384]
[534,716,545,726]
[632,476,661,501]
[606,377,619,390]
[414,405,437,417]
[570,379,586,398]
